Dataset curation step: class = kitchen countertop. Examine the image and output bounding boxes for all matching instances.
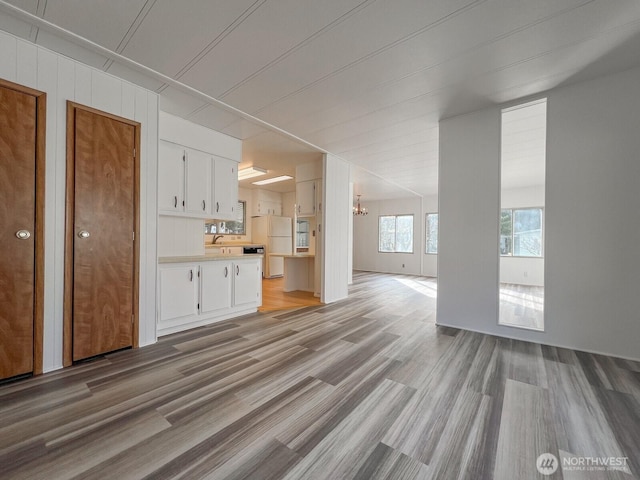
[205,243,265,248]
[159,253,263,264]
[269,253,315,258]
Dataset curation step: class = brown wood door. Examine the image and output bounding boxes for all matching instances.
[0,85,36,379]
[71,107,136,361]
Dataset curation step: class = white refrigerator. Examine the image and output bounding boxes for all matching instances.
[252,215,292,278]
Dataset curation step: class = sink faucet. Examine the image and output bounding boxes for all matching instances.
[211,235,223,244]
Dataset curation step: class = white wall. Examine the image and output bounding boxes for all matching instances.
[0,30,159,371]
[500,186,545,286]
[353,197,423,275]
[321,154,350,303]
[422,194,438,277]
[438,66,640,361]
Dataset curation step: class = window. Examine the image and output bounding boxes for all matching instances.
[379,215,413,253]
[500,207,542,257]
[205,200,246,236]
[425,213,438,254]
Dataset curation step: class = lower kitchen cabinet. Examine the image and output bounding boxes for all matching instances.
[158,257,262,336]
[200,261,232,314]
[159,265,199,322]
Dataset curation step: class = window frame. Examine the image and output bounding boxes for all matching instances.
[425,212,438,254]
[378,214,414,254]
[499,206,544,258]
[205,200,247,236]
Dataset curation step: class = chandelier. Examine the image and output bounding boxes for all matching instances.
[353,195,368,216]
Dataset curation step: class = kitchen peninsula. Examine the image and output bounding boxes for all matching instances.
[270,253,315,293]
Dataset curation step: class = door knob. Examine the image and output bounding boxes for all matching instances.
[15,230,31,239]
[78,230,91,239]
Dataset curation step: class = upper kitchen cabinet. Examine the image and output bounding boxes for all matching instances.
[252,189,282,216]
[158,141,213,218]
[158,112,241,221]
[158,141,185,213]
[185,148,212,217]
[213,156,238,220]
[296,180,317,217]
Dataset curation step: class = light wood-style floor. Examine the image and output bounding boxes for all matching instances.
[1,272,638,479]
[259,277,322,312]
[500,283,544,330]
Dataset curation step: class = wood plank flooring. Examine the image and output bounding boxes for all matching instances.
[1,271,639,479]
[259,277,322,312]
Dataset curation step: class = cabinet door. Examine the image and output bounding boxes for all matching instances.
[296,180,316,216]
[159,265,198,321]
[214,156,238,219]
[200,262,232,314]
[158,141,185,213]
[234,260,261,306]
[185,149,212,216]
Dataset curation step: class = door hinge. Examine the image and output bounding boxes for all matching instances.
[183,153,186,162]
[197,303,200,311]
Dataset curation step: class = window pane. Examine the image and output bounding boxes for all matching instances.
[513,208,542,256]
[379,216,396,252]
[396,215,414,253]
[500,209,513,256]
[426,213,438,254]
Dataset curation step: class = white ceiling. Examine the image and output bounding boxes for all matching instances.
[2,0,640,200]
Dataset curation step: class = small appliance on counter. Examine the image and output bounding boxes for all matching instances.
[243,246,265,255]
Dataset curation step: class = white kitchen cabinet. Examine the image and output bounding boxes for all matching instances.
[234,259,262,306]
[200,261,232,314]
[185,149,212,216]
[158,140,239,220]
[158,141,185,213]
[159,265,198,322]
[252,189,282,216]
[296,180,316,217]
[213,156,238,219]
[158,257,262,335]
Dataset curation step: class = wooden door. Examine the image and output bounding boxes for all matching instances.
[65,103,140,363]
[0,84,38,379]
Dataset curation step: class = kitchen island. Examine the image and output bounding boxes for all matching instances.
[269,254,315,293]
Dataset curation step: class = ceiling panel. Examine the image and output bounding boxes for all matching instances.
[121,0,259,78]
[178,0,376,97]
[186,104,245,135]
[41,0,148,51]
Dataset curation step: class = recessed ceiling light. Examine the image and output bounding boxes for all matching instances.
[238,166,267,180]
[252,175,294,186]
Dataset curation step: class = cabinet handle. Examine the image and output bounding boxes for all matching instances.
[224,266,228,278]
[236,265,239,276]
[216,202,219,212]
[174,196,177,208]
[189,269,193,282]
[202,200,206,211]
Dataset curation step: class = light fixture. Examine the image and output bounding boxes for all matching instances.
[252,175,294,186]
[238,166,268,180]
[353,195,368,216]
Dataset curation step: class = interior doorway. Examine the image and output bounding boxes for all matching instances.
[64,102,141,364]
[0,78,46,381]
